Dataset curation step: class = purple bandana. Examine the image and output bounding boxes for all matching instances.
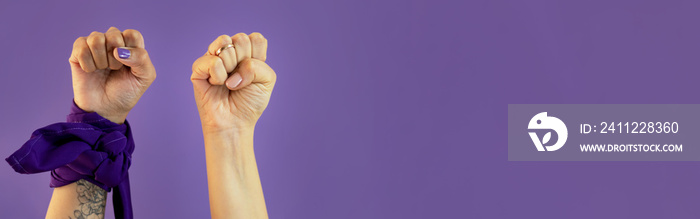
[6,101,134,219]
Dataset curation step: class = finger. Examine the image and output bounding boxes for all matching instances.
[105,27,126,70]
[113,47,156,81]
[225,58,276,90]
[86,31,108,70]
[249,32,268,62]
[70,37,97,73]
[207,35,231,55]
[231,33,252,63]
[191,55,227,86]
[207,35,237,73]
[122,29,145,48]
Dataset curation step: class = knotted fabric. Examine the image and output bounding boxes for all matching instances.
[5,102,134,219]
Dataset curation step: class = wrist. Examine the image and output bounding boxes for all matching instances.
[199,115,257,137]
[202,126,256,171]
[202,124,254,135]
[99,113,127,124]
[72,99,128,124]
[202,126,254,149]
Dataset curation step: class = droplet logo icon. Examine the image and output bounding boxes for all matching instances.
[528,112,568,151]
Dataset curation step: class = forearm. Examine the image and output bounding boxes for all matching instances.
[203,127,268,219]
[46,179,107,219]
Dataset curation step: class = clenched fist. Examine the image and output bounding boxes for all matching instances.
[69,27,156,124]
[191,33,276,132]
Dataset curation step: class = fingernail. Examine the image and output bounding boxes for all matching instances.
[117,47,131,59]
[226,73,243,89]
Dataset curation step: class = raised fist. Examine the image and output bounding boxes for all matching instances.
[69,27,156,124]
[191,33,276,132]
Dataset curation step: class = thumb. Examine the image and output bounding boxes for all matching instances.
[225,58,276,91]
[114,47,156,80]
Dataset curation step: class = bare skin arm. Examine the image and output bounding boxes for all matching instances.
[46,27,155,219]
[204,129,267,218]
[47,180,107,219]
[191,32,275,219]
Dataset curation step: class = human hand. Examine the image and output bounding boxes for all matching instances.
[191,33,276,133]
[69,27,156,124]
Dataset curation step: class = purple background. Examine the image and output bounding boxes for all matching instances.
[1,0,699,218]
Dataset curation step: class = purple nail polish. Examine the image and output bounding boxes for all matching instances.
[117,48,131,59]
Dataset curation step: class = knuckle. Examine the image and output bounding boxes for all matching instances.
[217,34,231,42]
[192,58,201,72]
[249,32,262,39]
[87,34,105,47]
[242,58,255,69]
[73,37,87,47]
[141,49,150,58]
[250,33,264,43]
[250,32,267,44]
[124,29,143,39]
[233,33,249,42]
[193,56,209,71]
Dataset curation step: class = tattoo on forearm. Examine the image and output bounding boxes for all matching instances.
[69,179,106,219]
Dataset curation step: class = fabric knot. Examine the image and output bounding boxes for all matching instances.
[6,102,135,219]
[94,130,131,187]
[97,131,128,158]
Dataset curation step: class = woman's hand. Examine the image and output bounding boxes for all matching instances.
[191,33,276,133]
[191,32,274,219]
[69,27,156,124]
[45,27,155,219]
